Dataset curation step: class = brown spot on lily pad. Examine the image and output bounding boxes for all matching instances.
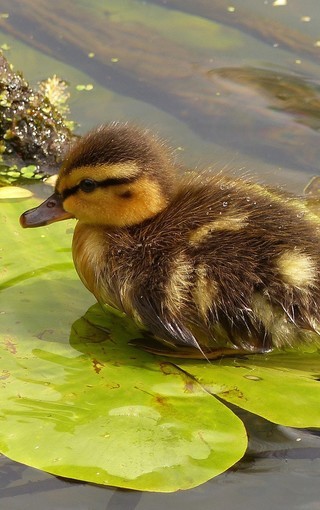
[153,394,170,407]
[219,387,246,400]
[184,380,197,393]
[105,382,120,390]
[3,337,17,354]
[0,369,10,380]
[92,358,104,374]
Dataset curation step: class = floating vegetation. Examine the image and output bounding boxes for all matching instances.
[0,52,76,186]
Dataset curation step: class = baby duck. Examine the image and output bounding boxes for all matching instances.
[20,123,320,359]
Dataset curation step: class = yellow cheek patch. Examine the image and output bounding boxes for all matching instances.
[59,175,167,227]
[189,213,248,245]
[193,264,218,318]
[62,192,101,222]
[276,250,317,288]
[127,176,168,221]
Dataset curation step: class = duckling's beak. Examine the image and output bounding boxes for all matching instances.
[20,192,74,228]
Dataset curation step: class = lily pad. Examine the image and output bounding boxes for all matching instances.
[0,186,33,200]
[188,350,320,428]
[0,198,247,491]
[85,305,320,429]
[1,197,319,491]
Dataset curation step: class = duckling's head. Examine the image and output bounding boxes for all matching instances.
[20,124,176,228]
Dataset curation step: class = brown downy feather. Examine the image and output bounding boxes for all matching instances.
[70,135,320,356]
[21,123,320,358]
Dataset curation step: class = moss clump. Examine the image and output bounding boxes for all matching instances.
[0,52,76,185]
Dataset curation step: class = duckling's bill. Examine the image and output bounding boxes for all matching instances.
[20,192,74,228]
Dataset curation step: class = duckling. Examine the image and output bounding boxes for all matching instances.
[20,123,320,359]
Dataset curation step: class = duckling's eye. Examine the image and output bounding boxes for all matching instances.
[79,179,97,193]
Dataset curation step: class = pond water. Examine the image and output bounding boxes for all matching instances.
[0,0,320,508]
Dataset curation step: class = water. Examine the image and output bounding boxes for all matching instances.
[1,0,320,508]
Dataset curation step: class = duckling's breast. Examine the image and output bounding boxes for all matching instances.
[72,221,155,322]
[72,222,116,306]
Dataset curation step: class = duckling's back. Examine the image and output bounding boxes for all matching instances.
[75,173,320,355]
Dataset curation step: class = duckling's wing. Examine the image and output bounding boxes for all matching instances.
[132,293,204,353]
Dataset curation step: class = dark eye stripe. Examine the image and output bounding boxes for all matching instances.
[60,175,138,200]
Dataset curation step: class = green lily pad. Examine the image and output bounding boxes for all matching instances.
[1,197,320,491]
[0,198,247,491]
[73,308,320,443]
[84,306,320,429]
[0,186,33,200]
[187,351,320,428]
